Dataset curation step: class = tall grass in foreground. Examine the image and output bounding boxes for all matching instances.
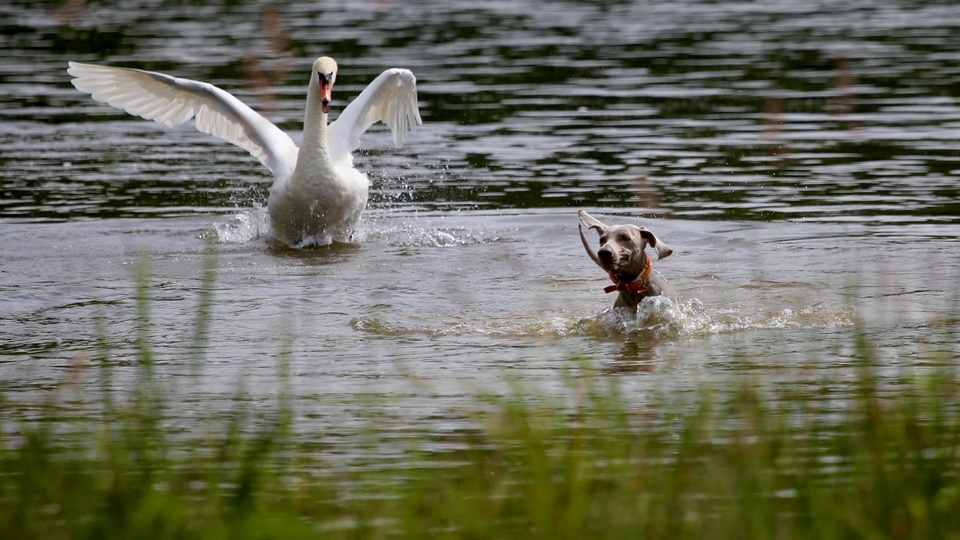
[2,260,959,538]
[3,350,959,538]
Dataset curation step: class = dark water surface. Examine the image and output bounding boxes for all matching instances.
[1,0,959,432]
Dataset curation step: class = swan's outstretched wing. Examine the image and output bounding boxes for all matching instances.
[67,61,299,179]
[327,68,421,163]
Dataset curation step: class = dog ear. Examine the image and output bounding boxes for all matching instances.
[577,210,604,268]
[639,228,674,260]
[578,209,607,234]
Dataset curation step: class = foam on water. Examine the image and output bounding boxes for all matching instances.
[353,219,506,248]
[209,208,507,248]
[631,296,854,337]
[352,296,855,341]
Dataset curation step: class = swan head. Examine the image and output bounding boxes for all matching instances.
[312,56,338,114]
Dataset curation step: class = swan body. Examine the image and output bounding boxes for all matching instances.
[67,57,421,246]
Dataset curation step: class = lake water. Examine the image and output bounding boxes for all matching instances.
[1,0,959,433]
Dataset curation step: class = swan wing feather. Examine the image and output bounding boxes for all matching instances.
[68,61,298,178]
[327,68,421,162]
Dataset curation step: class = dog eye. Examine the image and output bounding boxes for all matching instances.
[618,233,630,242]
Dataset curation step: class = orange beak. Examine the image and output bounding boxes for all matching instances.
[318,75,332,114]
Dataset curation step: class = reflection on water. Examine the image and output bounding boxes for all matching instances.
[2,0,959,224]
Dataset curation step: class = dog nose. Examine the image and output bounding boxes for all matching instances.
[598,248,613,263]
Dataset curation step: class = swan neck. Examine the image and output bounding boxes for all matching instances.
[299,92,330,161]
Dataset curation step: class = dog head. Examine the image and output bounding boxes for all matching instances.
[578,209,673,282]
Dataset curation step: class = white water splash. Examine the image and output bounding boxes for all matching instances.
[353,218,505,248]
[625,296,855,338]
[353,297,854,341]
[635,296,715,335]
[209,209,504,249]
[211,207,270,244]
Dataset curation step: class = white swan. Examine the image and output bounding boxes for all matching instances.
[67,57,421,247]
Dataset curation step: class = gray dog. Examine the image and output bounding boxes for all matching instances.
[578,209,675,312]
